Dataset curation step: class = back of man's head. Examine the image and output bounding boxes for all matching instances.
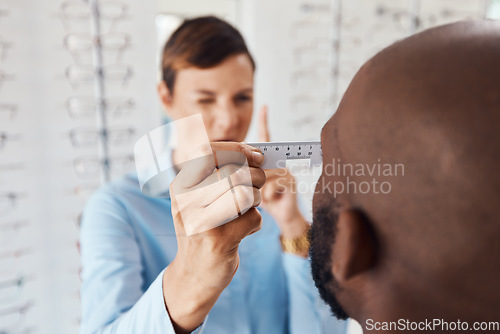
[310,20,500,331]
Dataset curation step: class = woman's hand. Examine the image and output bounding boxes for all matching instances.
[257,106,310,242]
[163,142,266,334]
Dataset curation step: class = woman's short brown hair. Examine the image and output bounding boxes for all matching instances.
[161,16,256,93]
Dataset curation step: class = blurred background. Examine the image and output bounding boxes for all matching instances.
[1,0,499,333]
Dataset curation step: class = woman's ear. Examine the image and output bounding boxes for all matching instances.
[331,209,377,283]
[157,81,173,114]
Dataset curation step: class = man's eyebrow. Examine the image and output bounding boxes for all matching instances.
[320,125,326,140]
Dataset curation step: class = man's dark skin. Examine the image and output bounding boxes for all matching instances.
[309,20,500,333]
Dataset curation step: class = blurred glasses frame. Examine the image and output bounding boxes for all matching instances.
[0,273,35,303]
[299,2,331,13]
[290,94,329,115]
[291,68,329,93]
[0,38,14,62]
[374,4,419,33]
[0,220,30,246]
[65,96,134,119]
[0,104,18,121]
[291,18,332,42]
[373,4,485,34]
[66,183,99,201]
[289,94,328,130]
[292,38,333,65]
[0,8,10,21]
[0,326,38,334]
[0,132,22,150]
[0,70,15,89]
[68,126,135,148]
[0,248,32,276]
[65,63,133,89]
[0,192,26,215]
[63,32,131,63]
[57,0,129,32]
[73,154,134,179]
[415,8,487,31]
[0,300,34,333]
[0,163,24,173]
[0,220,29,233]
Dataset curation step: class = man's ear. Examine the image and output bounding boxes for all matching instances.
[331,209,377,283]
[157,81,173,114]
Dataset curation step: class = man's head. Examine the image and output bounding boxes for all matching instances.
[310,20,500,329]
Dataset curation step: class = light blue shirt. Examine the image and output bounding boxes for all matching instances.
[79,172,347,334]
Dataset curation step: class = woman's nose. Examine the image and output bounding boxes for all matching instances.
[215,102,239,133]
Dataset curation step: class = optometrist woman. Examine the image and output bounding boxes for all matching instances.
[79,16,346,334]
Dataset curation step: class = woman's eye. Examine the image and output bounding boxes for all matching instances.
[235,95,252,102]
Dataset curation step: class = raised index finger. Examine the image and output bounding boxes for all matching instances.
[258,105,270,142]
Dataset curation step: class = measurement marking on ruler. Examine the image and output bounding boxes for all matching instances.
[247,141,322,169]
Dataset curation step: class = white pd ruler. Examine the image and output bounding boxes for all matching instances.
[247,141,322,169]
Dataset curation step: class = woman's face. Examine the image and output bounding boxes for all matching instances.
[160,53,254,143]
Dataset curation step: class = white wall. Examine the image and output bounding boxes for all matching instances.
[0,1,161,332]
